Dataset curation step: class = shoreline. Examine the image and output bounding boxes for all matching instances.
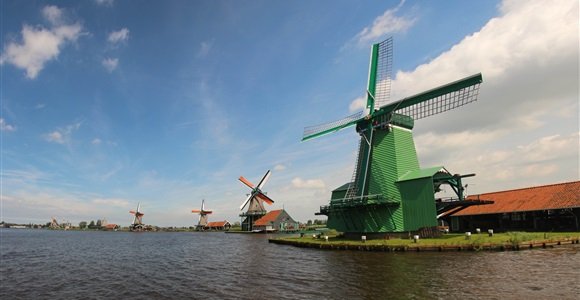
[269,232,580,252]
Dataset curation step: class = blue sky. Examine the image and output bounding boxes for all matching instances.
[1,0,578,226]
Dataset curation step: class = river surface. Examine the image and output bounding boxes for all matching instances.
[1,229,579,299]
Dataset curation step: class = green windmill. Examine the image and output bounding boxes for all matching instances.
[303,38,489,236]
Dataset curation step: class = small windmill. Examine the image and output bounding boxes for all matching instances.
[191,199,213,231]
[303,37,488,235]
[49,217,59,229]
[238,170,274,231]
[129,203,145,231]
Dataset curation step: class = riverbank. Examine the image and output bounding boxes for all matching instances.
[269,232,580,252]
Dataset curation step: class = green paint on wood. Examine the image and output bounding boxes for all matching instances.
[309,39,483,234]
[398,178,438,230]
[366,43,379,112]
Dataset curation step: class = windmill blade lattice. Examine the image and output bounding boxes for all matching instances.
[387,73,482,121]
[302,110,365,141]
[372,37,393,110]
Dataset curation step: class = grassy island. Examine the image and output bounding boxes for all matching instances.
[269,231,580,252]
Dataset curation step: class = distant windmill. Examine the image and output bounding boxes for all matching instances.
[191,199,213,231]
[129,203,145,231]
[49,217,59,229]
[303,37,489,235]
[238,170,274,231]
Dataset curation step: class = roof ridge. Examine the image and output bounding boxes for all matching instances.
[476,180,580,195]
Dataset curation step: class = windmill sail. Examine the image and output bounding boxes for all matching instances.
[370,37,393,110]
[256,170,271,189]
[301,37,487,234]
[377,73,483,121]
[302,38,393,142]
[239,170,275,210]
[302,110,365,141]
[240,193,253,210]
[238,176,254,189]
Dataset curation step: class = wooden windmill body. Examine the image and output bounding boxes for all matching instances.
[192,199,213,231]
[303,38,490,236]
[238,170,274,231]
[129,203,145,232]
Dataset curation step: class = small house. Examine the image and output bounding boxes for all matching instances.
[206,221,231,231]
[102,223,119,231]
[253,209,299,232]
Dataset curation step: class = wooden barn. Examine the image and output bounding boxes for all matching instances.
[205,221,231,231]
[446,181,580,232]
[252,209,299,232]
[102,223,119,231]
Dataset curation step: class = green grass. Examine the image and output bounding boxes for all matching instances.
[276,232,580,248]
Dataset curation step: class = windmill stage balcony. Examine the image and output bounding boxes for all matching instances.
[239,211,267,218]
[317,194,400,215]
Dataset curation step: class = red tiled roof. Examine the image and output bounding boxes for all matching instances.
[207,221,229,227]
[254,209,283,226]
[104,224,118,229]
[453,181,580,216]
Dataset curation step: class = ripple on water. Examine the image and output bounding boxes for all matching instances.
[1,229,579,299]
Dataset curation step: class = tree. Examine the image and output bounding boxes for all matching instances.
[79,221,87,229]
[313,219,327,225]
[307,220,313,226]
[88,220,95,229]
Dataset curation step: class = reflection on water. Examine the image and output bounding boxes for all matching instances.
[1,229,579,299]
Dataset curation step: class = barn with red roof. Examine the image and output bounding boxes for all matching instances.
[252,209,299,232]
[447,181,579,232]
[206,221,231,231]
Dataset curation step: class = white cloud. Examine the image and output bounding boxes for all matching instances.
[346,0,579,197]
[95,0,114,6]
[0,6,82,79]
[92,198,129,207]
[291,177,326,189]
[516,133,579,163]
[355,0,416,45]
[98,165,123,181]
[92,138,102,145]
[43,122,81,145]
[108,28,129,44]
[390,0,578,118]
[0,118,16,132]
[520,164,559,177]
[421,131,579,196]
[42,5,63,25]
[1,169,49,184]
[416,130,502,154]
[102,57,118,72]
[389,0,578,151]
[348,95,366,112]
[45,131,64,144]
[197,41,213,58]
[274,164,287,171]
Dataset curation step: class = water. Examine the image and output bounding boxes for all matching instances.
[1,229,579,299]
